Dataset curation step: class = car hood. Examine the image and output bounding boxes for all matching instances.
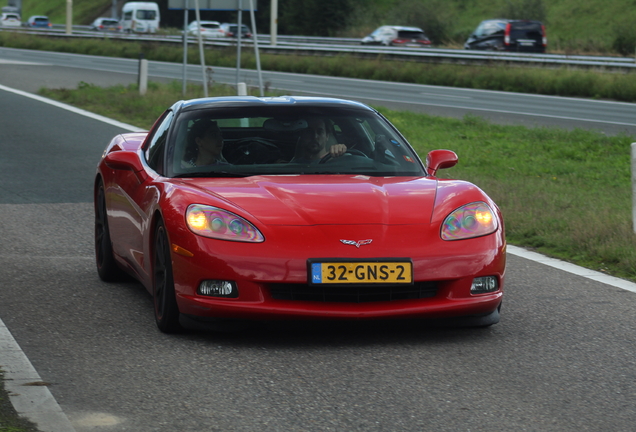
[177,175,439,226]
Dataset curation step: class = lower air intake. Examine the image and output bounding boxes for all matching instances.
[268,282,437,303]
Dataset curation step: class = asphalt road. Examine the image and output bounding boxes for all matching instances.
[1,50,636,431]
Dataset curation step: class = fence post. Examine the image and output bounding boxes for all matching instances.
[138,57,148,96]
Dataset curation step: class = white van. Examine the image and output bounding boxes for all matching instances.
[121,2,160,33]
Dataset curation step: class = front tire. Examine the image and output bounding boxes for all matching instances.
[95,181,127,282]
[153,220,182,333]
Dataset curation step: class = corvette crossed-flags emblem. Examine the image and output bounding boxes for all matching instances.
[340,239,373,248]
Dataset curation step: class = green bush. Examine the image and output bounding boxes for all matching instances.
[612,24,636,56]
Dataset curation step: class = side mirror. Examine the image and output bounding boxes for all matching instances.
[425,149,458,177]
[104,151,144,172]
[103,151,149,183]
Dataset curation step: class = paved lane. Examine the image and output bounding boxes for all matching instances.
[2,194,636,431]
[0,90,131,204]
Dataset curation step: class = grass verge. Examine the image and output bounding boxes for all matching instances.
[39,80,636,283]
[3,31,636,102]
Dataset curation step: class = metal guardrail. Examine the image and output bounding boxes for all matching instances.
[3,26,636,72]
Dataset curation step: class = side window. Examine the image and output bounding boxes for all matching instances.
[123,11,132,20]
[491,22,507,35]
[145,111,174,175]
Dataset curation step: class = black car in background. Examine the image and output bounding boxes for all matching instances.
[219,23,252,38]
[464,19,546,53]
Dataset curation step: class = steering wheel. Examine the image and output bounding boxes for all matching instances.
[318,149,369,164]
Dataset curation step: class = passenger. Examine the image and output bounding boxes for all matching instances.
[185,120,228,166]
[291,117,346,163]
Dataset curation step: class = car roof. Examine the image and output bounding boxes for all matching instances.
[191,20,220,25]
[29,15,48,19]
[480,19,543,24]
[380,25,425,32]
[176,96,375,113]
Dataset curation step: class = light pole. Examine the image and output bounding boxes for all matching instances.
[270,0,277,46]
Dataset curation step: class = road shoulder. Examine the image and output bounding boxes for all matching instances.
[0,318,76,432]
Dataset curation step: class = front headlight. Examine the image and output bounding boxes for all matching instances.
[441,202,498,240]
[186,204,264,242]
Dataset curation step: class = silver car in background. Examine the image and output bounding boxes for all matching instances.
[361,25,431,47]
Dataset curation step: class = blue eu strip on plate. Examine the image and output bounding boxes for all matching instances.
[311,263,323,284]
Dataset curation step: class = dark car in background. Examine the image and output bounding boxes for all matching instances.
[361,25,431,47]
[464,19,546,53]
[219,23,252,38]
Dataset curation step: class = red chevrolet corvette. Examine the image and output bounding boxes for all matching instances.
[94,96,505,333]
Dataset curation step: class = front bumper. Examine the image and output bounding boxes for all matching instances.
[168,223,506,323]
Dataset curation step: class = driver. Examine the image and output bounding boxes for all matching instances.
[291,117,347,163]
[184,120,229,167]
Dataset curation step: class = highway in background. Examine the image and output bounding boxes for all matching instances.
[2,46,636,136]
[6,26,636,72]
[1,48,636,432]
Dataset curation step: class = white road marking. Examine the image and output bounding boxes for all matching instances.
[507,245,636,293]
[0,83,143,132]
[421,92,472,99]
[0,318,76,432]
[0,59,48,65]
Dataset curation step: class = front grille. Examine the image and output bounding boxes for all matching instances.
[268,282,438,303]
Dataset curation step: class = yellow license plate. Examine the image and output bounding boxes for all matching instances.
[310,260,413,284]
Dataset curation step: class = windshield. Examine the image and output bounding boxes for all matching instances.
[136,10,156,20]
[509,22,543,38]
[397,31,427,39]
[229,25,249,33]
[167,105,425,178]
